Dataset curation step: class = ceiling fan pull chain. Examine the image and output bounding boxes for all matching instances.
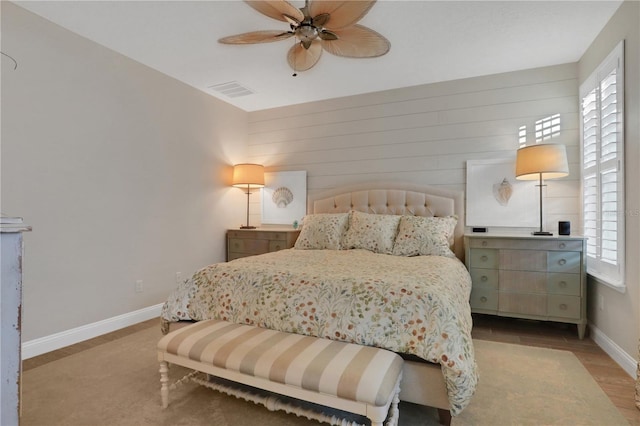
[292,39,298,77]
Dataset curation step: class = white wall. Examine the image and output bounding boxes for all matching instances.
[248,63,580,234]
[578,0,640,367]
[1,3,248,341]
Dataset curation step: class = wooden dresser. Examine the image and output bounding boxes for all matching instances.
[226,229,300,261]
[464,234,587,339]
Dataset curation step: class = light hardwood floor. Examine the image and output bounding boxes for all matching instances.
[471,314,639,425]
[24,315,640,425]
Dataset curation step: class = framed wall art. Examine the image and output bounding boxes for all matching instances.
[466,158,538,227]
[261,171,307,225]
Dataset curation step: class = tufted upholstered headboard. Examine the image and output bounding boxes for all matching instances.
[308,182,465,260]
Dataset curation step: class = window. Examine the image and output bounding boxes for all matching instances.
[518,114,561,148]
[579,41,625,289]
[535,113,561,142]
[518,125,527,148]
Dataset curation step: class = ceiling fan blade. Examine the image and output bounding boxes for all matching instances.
[309,0,376,30]
[287,41,323,71]
[245,0,304,23]
[312,13,330,27]
[218,30,294,44]
[318,29,338,41]
[282,14,301,26]
[321,24,390,57]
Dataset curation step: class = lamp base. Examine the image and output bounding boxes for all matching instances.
[532,231,553,236]
[240,225,257,229]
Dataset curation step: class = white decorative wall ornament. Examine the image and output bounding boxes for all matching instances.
[261,171,307,225]
[466,158,537,227]
[272,187,294,208]
[492,178,513,206]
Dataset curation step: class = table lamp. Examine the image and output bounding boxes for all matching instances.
[515,143,569,235]
[232,163,265,229]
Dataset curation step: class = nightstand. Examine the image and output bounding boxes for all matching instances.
[464,234,587,339]
[226,229,300,261]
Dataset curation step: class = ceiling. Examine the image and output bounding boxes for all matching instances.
[15,1,622,112]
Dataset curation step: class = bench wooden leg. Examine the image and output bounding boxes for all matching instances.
[384,386,401,426]
[369,374,401,426]
[159,361,170,408]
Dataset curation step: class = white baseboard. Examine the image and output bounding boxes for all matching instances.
[589,323,638,379]
[22,304,163,359]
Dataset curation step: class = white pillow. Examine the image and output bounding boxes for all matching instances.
[294,213,349,250]
[392,215,457,257]
[342,211,401,254]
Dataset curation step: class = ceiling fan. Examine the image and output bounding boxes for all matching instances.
[218,0,390,74]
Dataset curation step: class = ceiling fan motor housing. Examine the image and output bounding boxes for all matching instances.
[296,24,319,47]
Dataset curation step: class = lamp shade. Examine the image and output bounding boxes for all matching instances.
[232,163,265,189]
[515,143,569,181]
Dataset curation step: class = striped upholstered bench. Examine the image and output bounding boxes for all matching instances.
[157,319,403,426]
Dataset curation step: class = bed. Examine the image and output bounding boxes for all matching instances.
[160,182,478,421]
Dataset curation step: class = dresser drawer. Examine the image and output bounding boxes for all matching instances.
[469,249,498,269]
[547,251,581,274]
[469,268,498,289]
[500,250,547,272]
[269,240,288,252]
[468,238,583,251]
[470,288,498,311]
[268,232,289,241]
[547,295,581,319]
[498,293,547,316]
[499,270,547,294]
[227,252,250,261]
[547,273,581,296]
[228,238,270,255]
[228,230,289,241]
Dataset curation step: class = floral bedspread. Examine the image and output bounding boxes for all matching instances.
[161,249,478,415]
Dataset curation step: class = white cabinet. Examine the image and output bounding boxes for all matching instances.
[1,218,31,425]
[465,234,587,339]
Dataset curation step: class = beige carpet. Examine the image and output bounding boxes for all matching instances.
[21,325,628,426]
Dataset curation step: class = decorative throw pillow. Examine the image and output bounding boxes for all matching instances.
[392,215,457,257]
[342,211,401,254]
[294,213,350,250]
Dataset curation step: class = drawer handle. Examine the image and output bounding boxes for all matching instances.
[559,303,568,311]
[559,242,566,249]
[481,275,488,282]
[558,259,567,266]
[274,245,282,251]
[481,255,488,262]
[480,296,488,303]
[481,241,488,247]
[559,281,567,288]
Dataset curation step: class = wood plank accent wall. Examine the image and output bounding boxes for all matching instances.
[247,63,580,232]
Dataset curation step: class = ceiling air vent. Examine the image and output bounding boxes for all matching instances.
[208,81,254,98]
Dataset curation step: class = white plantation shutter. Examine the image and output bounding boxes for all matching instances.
[579,41,625,288]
